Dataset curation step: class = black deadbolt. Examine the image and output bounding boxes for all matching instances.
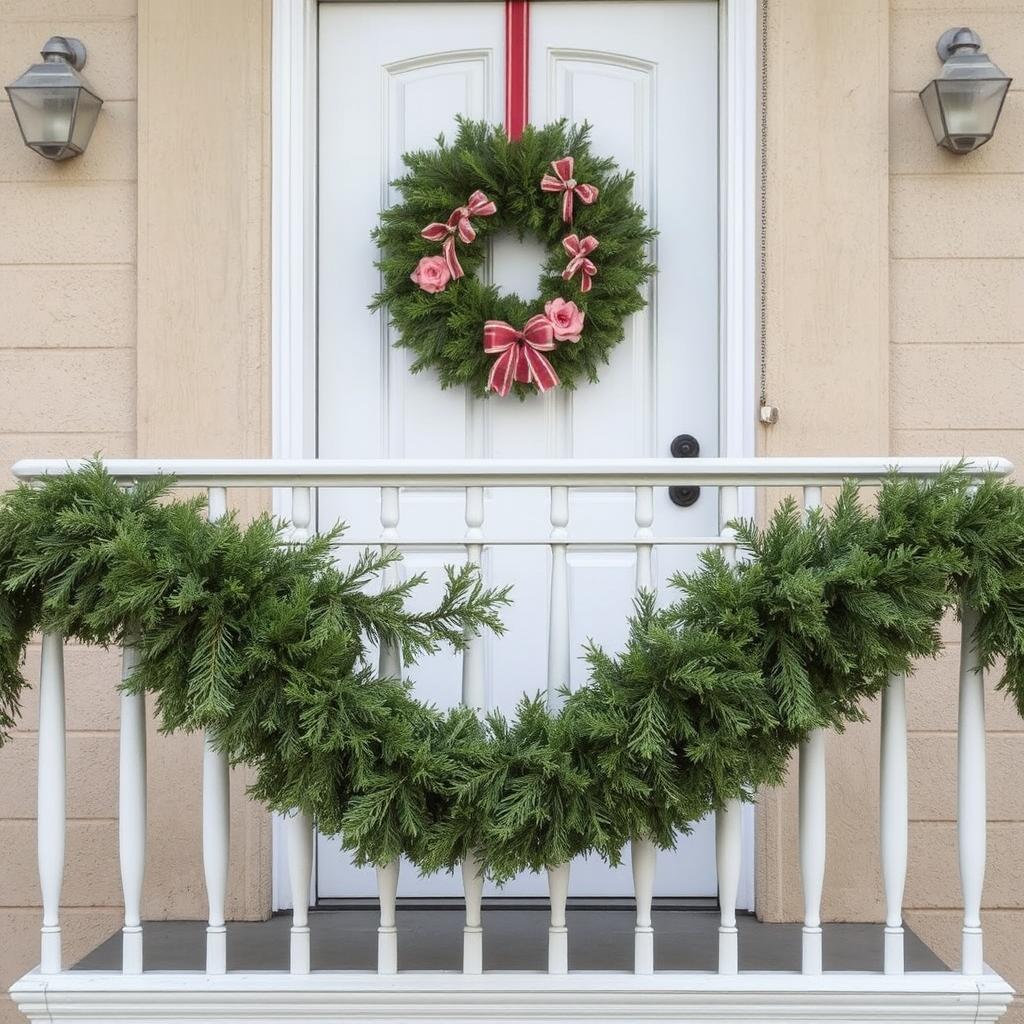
[669,434,700,507]
[670,434,700,459]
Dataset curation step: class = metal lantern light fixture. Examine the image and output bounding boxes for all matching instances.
[920,28,1012,154]
[5,37,103,161]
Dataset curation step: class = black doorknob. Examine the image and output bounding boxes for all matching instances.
[669,434,700,508]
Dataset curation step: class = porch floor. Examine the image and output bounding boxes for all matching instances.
[73,908,947,974]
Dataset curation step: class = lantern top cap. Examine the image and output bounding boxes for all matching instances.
[39,36,87,70]
[5,37,98,98]
[937,27,982,60]
[932,26,1010,83]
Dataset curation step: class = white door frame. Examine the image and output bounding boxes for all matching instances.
[269,0,759,912]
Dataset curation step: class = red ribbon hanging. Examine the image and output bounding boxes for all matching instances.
[420,190,497,279]
[505,1,529,141]
[484,315,559,396]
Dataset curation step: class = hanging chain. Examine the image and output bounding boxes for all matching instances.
[758,0,778,425]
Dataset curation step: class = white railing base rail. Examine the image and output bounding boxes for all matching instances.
[9,970,1015,1024]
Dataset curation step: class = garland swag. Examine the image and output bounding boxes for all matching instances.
[2,464,1024,882]
[371,119,656,398]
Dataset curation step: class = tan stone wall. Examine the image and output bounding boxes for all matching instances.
[887,2,1024,1018]
[0,2,138,1018]
[757,1,1024,1014]
[1,0,1023,1018]
[0,2,272,1018]
[134,0,273,927]
[756,0,891,926]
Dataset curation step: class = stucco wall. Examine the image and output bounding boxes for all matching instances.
[756,0,890,927]
[1,1,1023,1021]
[758,3,1024,1017]
[133,0,273,930]
[887,2,1024,1019]
[0,3,272,1020]
[0,2,138,1018]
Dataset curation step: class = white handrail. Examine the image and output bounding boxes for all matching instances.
[11,456,1014,487]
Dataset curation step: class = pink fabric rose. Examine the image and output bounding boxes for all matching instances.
[411,255,451,294]
[544,297,584,342]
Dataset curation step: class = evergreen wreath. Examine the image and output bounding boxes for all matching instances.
[372,119,657,398]
[2,463,1024,883]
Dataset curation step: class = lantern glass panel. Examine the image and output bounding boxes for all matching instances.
[7,85,77,148]
[69,88,102,153]
[936,77,1009,136]
[919,80,945,143]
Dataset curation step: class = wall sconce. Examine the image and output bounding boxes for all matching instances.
[920,28,1012,154]
[5,37,103,161]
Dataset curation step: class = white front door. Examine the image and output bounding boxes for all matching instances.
[316,0,722,899]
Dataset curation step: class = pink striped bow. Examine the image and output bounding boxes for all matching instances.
[420,190,497,279]
[484,315,560,396]
[562,234,599,293]
[540,157,599,223]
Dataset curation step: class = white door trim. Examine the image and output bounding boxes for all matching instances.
[718,0,759,914]
[270,0,319,913]
[270,0,758,912]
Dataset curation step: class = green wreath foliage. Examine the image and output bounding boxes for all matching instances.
[371,119,657,397]
[2,463,1024,883]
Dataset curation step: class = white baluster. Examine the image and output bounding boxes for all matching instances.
[719,485,740,548]
[547,486,570,709]
[203,485,230,975]
[799,728,826,975]
[547,862,570,974]
[375,487,401,975]
[634,486,654,592]
[716,799,742,974]
[880,671,908,975]
[287,810,313,974]
[800,484,825,975]
[460,485,486,972]
[286,487,315,974]
[545,484,573,970]
[717,485,742,975]
[632,837,656,975]
[291,485,312,541]
[38,632,66,974]
[202,735,229,974]
[119,640,146,974]
[377,859,400,974]
[379,487,401,680]
[958,605,986,975]
[462,851,484,974]
[462,485,485,713]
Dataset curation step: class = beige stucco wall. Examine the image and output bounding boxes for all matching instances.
[133,0,273,928]
[759,5,1024,1023]
[888,4,1024,1020]
[0,2,138,1016]
[756,0,890,929]
[1,0,1023,1021]
[0,3,272,1021]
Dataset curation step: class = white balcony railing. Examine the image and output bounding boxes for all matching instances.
[7,456,1017,1024]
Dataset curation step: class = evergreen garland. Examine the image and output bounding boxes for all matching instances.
[2,463,1024,882]
[372,119,657,397]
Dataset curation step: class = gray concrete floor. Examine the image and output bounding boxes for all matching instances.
[74,909,948,973]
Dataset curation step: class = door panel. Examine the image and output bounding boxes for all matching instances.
[316,0,720,899]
